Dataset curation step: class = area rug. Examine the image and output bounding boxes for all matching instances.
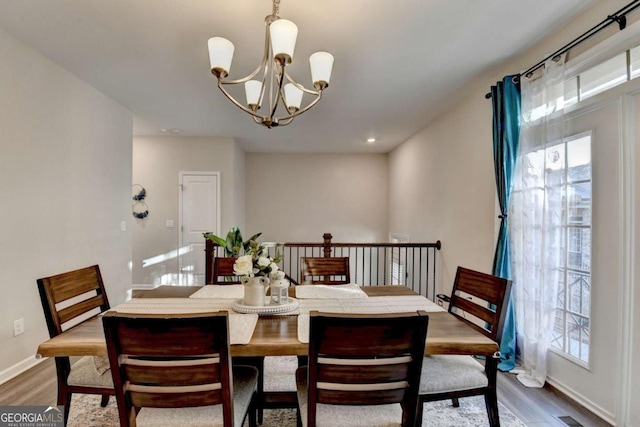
[68,357,527,427]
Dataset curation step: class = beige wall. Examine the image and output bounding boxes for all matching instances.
[389,92,495,292]
[132,136,245,284]
[0,28,132,377]
[388,0,636,424]
[245,153,388,243]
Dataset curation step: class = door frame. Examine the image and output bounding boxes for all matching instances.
[178,171,221,283]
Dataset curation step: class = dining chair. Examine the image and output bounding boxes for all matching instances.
[296,310,429,427]
[37,265,115,425]
[102,311,258,427]
[416,266,512,427]
[210,257,242,284]
[300,257,350,285]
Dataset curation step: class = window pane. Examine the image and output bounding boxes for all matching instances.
[580,53,627,100]
[552,310,565,350]
[567,183,591,225]
[568,271,590,316]
[567,136,591,180]
[567,228,591,271]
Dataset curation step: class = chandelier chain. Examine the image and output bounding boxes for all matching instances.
[273,0,280,17]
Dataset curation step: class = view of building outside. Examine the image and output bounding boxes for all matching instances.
[548,135,592,363]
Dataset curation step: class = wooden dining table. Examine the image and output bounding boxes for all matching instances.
[36,285,498,359]
[36,284,499,413]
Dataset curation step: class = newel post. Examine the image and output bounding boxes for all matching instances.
[323,233,333,258]
[205,237,214,285]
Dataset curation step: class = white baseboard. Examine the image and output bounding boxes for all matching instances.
[0,355,45,385]
[131,283,158,290]
[546,376,617,425]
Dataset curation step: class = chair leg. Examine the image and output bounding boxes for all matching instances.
[62,392,72,426]
[484,356,500,427]
[54,358,71,426]
[452,397,460,407]
[415,398,424,427]
[484,391,500,427]
[248,392,258,427]
[100,394,110,407]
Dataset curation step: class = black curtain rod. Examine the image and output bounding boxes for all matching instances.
[485,0,640,99]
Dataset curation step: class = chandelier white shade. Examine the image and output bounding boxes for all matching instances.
[207,0,333,128]
[269,19,297,63]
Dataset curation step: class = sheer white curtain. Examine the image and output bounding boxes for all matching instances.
[510,55,567,388]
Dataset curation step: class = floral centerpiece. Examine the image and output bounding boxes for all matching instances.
[232,239,281,279]
[204,228,282,306]
[203,226,282,279]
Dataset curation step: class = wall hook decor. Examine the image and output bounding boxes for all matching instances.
[132,185,149,218]
[132,184,147,201]
[132,201,149,219]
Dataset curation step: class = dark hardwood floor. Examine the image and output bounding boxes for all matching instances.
[0,358,612,426]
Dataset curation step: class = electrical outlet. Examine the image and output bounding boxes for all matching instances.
[13,318,24,336]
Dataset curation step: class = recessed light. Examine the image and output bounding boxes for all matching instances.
[160,128,182,134]
[367,138,376,143]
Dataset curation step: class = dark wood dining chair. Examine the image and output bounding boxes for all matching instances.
[416,266,512,427]
[102,311,258,427]
[37,265,115,425]
[300,257,350,285]
[296,310,429,427]
[210,256,242,284]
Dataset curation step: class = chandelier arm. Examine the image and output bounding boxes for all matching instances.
[283,71,321,95]
[273,90,323,122]
[219,19,272,86]
[217,79,268,120]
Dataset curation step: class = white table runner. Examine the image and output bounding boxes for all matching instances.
[297,295,445,343]
[108,298,258,345]
[294,283,368,299]
[189,285,244,299]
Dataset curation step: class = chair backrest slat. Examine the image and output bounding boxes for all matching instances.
[300,257,350,285]
[448,267,512,343]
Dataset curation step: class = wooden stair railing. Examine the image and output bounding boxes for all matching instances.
[205,233,441,300]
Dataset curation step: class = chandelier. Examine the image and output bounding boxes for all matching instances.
[207,0,334,128]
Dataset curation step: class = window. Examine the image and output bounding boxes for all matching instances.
[527,45,640,124]
[550,134,592,364]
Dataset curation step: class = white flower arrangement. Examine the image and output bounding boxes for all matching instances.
[203,226,282,280]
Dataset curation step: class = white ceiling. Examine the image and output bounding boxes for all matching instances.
[0,0,595,153]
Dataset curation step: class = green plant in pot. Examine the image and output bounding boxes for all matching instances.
[203,226,263,257]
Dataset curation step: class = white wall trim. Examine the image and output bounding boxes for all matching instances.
[0,355,44,386]
[131,283,157,290]
[546,376,616,425]
[617,93,637,427]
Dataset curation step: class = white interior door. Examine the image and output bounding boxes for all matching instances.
[179,171,220,285]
